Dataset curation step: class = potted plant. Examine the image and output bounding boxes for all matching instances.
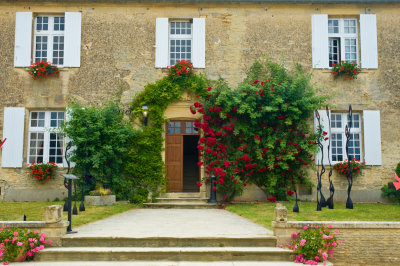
[84,184,115,206]
[26,162,58,183]
[331,61,360,80]
[28,60,60,80]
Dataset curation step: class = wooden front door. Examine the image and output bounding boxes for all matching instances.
[166,134,183,192]
[165,121,199,192]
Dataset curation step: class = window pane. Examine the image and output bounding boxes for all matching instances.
[348,133,361,161]
[36,16,49,31]
[329,38,340,67]
[328,19,339,33]
[48,133,63,164]
[344,38,357,64]
[54,16,65,31]
[50,111,64,128]
[331,133,343,161]
[52,36,64,66]
[34,36,48,62]
[344,19,357,34]
[331,114,342,129]
[29,132,45,164]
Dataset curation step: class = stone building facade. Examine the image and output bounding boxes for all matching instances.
[0,0,399,202]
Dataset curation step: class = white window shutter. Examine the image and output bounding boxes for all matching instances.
[360,14,378,69]
[64,12,82,67]
[64,108,76,168]
[311,14,329,69]
[363,110,382,165]
[2,108,25,168]
[192,18,205,68]
[14,12,32,67]
[314,110,330,165]
[155,18,169,68]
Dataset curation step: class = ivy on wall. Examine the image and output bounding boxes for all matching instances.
[127,61,209,201]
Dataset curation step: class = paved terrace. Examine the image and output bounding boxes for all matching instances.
[63,209,273,238]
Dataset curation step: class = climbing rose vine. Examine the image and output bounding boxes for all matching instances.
[191,60,326,201]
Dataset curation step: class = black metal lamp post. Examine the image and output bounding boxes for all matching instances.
[62,173,79,233]
[142,105,148,126]
[62,142,79,233]
[208,174,217,204]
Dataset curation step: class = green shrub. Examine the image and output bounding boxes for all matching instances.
[191,59,326,200]
[381,183,400,203]
[61,101,139,200]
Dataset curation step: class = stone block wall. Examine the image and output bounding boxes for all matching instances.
[274,220,400,265]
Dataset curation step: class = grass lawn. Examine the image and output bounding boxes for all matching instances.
[0,201,136,227]
[226,202,400,230]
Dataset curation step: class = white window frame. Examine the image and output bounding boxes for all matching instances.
[328,18,359,67]
[169,20,193,66]
[330,113,362,164]
[33,15,65,66]
[27,111,65,166]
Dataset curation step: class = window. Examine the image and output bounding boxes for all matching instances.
[311,14,378,69]
[34,16,65,65]
[328,18,358,67]
[330,113,362,162]
[167,121,198,135]
[155,17,205,68]
[169,21,192,66]
[14,12,81,68]
[27,111,65,165]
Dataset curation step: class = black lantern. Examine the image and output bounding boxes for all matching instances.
[142,105,148,126]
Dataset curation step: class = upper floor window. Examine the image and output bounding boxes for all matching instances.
[14,12,81,68]
[328,18,358,67]
[311,14,378,69]
[28,111,65,165]
[169,21,192,66]
[155,17,205,68]
[34,16,65,65]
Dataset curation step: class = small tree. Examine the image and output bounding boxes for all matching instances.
[191,59,326,200]
[62,101,139,199]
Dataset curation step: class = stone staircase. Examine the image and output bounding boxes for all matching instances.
[144,192,218,209]
[37,235,294,262]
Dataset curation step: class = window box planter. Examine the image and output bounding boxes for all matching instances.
[84,195,116,206]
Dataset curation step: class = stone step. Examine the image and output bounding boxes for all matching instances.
[62,236,277,248]
[17,261,328,266]
[156,198,209,204]
[37,247,294,262]
[144,202,218,209]
[159,192,201,198]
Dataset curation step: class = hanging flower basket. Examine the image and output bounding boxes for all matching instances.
[333,158,365,177]
[28,60,60,80]
[26,162,58,183]
[331,61,360,80]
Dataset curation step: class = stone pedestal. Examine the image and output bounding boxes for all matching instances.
[44,205,63,223]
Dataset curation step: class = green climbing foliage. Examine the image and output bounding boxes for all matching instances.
[127,61,209,202]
